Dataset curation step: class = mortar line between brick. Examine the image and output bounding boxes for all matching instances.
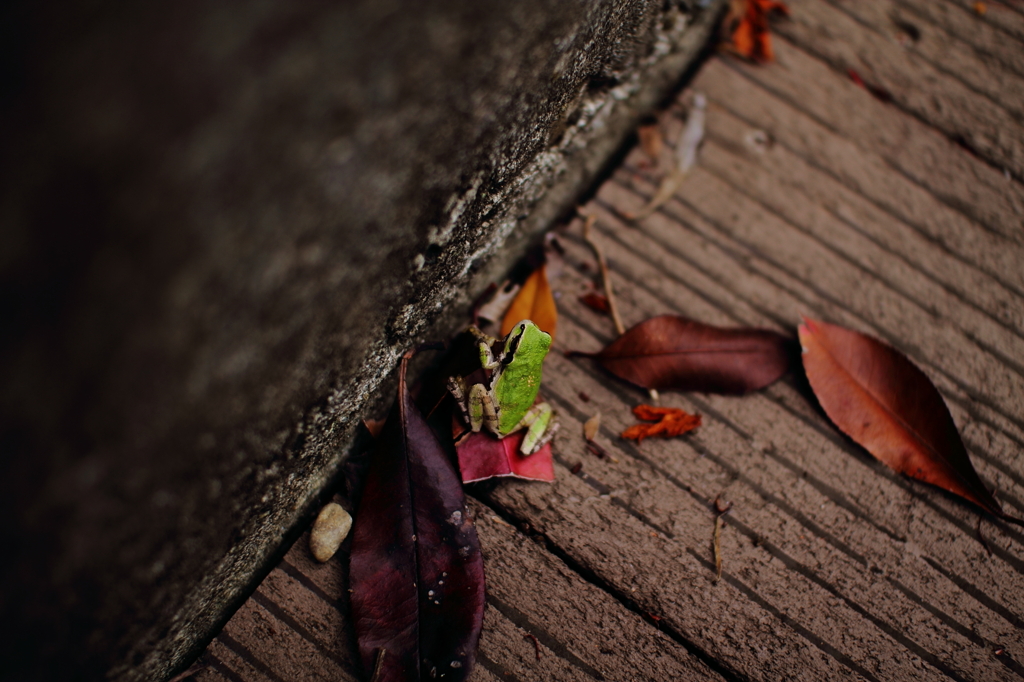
[684,111,1024,313]
[278,560,339,605]
[280,545,601,681]
[683,547,883,682]
[713,56,1024,276]
[546,367,1018,663]
[472,493,751,682]
[539,384,933,670]
[922,555,1024,630]
[772,11,1023,182]
[894,0,1024,79]
[934,0,1024,41]
[626,173,1024,428]
[476,649,527,682]
[692,136,1024,351]
[485,594,606,681]
[486,408,894,682]
[203,653,246,682]
[821,0,1024,117]
[216,633,289,682]
[249,590,359,678]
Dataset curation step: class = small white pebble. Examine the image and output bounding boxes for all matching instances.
[309,502,352,563]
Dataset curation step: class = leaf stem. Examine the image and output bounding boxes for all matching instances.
[712,495,732,584]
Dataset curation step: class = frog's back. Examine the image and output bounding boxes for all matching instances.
[496,323,551,433]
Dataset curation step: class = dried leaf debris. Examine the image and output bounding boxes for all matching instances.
[722,0,790,63]
[621,405,702,443]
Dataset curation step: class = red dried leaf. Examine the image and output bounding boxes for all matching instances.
[621,405,702,442]
[502,265,557,342]
[453,416,555,484]
[579,292,611,315]
[576,315,792,394]
[799,317,1021,524]
[349,355,486,681]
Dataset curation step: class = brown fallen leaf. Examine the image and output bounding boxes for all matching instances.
[571,315,793,394]
[799,317,1022,525]
[502,265,557,342]
[723,0,789,63]
[349,350,486,681]
[621,405,702,442]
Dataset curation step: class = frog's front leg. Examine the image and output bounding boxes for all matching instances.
[467,326,502,370]
[515,401,557,455]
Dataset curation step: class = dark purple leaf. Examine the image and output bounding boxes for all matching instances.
[349,354,485,681]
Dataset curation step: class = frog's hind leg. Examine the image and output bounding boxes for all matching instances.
[518,402,557,455]
[447,376,472,424]
[468,383,499,434]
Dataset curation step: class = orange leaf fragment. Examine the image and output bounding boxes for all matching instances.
[502,265,557,342]
[363,418,387,438]
[799,317,1022,525]
[637,123,663,163]
[621,405,702,443]
[724,0,789,64]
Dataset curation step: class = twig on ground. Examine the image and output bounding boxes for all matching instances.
[580,211,660,403]
[524,633,542,660]
[627,93,705,222]
[713,495,733,584]
[168,666,207,682]
[977,516,993,557]
[580,213,625,336]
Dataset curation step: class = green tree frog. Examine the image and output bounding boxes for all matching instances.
[448,319,558,455]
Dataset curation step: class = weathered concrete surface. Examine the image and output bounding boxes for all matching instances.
[0,1,725,680]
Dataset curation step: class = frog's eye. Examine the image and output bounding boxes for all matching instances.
[505,326,524,360]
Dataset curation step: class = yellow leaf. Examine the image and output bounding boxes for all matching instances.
[501,265,557,342]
